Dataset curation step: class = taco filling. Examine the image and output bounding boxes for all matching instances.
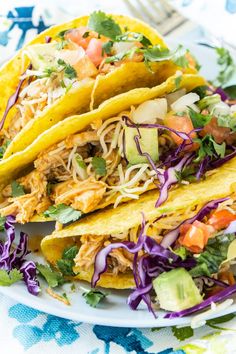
[0,11,193,153]
[1,86,236,223]
[89,196,236,316]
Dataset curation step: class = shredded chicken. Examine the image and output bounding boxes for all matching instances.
[64,131,99,148]
[51,177,106,213]
[74,234,109,269]
[0,171,50,223]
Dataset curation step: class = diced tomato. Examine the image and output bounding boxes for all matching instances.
[200,117,236,145]
[86,38,105,67]
[179,220,210,253]
[207,209,236,231]
[65,27,98,50]
[164,114,198,151]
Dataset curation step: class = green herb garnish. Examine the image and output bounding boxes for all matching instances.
[214,47,236,87]
[188,107,212,128]
[92,156,107,176]
[11,180,25,198]
[56,245,78,276]
[43,204,82,224]
[194,134,226,162]
[0,140,11,159]
[37,263,65,288]
[82,288,108,307]
[88,11,122,40]
[0,269,23,286]
[57,59,77,79]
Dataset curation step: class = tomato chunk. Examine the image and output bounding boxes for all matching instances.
[179,220,210,253]
[207,209,236,230]
[86,38,105,67]
[66,27,97,49]
[164,114,198,151]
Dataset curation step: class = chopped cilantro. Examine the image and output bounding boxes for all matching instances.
[82,288,108,307]
[56,40,68,50]
[36,263,65,288]
[102,40,113,55]
[174,75,182,89]
[82,31,90,38]
[88,11,122,40]
[0,216,6,231]
[57,59,77,79]
[116,31,151,47]
[192,85,208,99]
[0,140,11,159]
[214,47,236,87]
[0,269,22,286]
[188,107,212,128]
[43,66,57,77]
[171,246,188,260]
[75,154,87,169]
[43,204,82,224]
[11,180,25,198]
[56,245,78,276]
[194,134,226,162]
[175,165,196,183]
[217,114,236,131]
[92,156,107,176]
[57,29,68,39]
[171,326,194,341]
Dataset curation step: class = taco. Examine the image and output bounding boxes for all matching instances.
[0,73,207,224]
[41,159,236,317]
[0,11,196,159]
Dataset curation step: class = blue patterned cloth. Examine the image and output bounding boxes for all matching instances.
[1,2,236,354]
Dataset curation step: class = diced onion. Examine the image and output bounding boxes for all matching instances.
[230,105,236,113]
[132,99,167,124]
[171,92,200,112]
[210,101,230,117]
[56,48,85,66]
[166,88,186,106]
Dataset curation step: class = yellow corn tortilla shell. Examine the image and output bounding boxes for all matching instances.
[41,155,236,288]
[0,73,205,193]
[1,14,193,158]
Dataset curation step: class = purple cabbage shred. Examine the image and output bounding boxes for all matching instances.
[0,216,40,295]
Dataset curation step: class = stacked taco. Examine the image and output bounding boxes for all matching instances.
[1,11,236,319]
[0,11,196,159]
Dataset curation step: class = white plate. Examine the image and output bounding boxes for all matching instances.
[1,43,236,328]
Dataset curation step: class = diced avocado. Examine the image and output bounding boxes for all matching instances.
[153,268,202,312]
[25,43,58,70]
[125,127,158,164]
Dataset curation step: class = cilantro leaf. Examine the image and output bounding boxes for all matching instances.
[217,114,236,131]
[144,44,188,68]
[57,59,77,79]
[36,263,65,288]
[0,216,6,231]
[190,233,235,277]
[92,156,107,176]
[194,135,226,162]
[0,269,22,286]
[171,326,194,341]
[189,108,212,128]
[214,47,236,87]
[0,140,11,159]
[62,245,78,260]
[206,313,236,326]
[116,31,151,47]
[43,204,82,224]
[102,40,113,55]
[11,180,25,197]
[174,75,182,89]
[75,154,86,169]
[88,11,122,40]
[56,245,78,276]
[57,29,68,40]
[171,246,188,260]
[82,31,90,38]
[82,288,108,307]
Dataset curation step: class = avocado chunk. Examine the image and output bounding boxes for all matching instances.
[125,127,158,164]
[153,268,202,312]
[25,43,58,70]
